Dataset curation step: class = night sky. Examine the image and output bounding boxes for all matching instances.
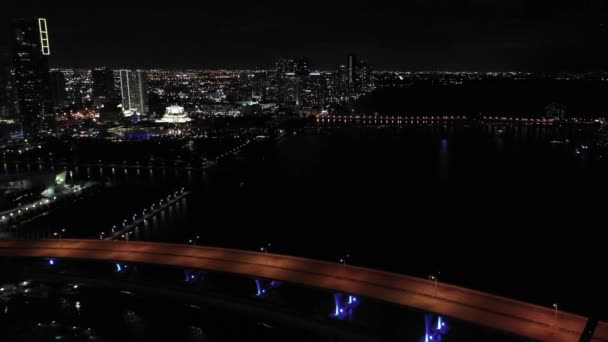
[2,0,608,71]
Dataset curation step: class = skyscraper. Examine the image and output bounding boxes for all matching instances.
[294,59,311,77]
[273,58,296,103]
[49,70,66,111]
[0,53,11,118]
[11,18,54,138]
[119,70,148,115]
[329,56,375,103]
[347,54,357,97]
[92,67,116,106]
[332,64,349,102]
[356,60,374,96]
[61,69,92,107]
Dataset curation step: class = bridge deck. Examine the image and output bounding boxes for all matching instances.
[0,239,604,342]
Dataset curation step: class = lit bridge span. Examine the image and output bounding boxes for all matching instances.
[0,239,605,342]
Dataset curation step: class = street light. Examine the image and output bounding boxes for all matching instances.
[429,272,440,297]
[339,254,350,267]
[260,243,271,265]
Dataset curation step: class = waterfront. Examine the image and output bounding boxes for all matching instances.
[2,124,607,341]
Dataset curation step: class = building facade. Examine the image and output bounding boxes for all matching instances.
[11,18,54,138]
[119,70,149,115]
[92,67,116,106]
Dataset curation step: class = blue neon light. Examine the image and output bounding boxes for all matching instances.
[334,293,341,316]
[116,263,122,272]
[49,259,55,265]
[421,313,449,342]
[255,279,262,296]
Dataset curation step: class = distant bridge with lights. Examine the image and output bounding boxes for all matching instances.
[0,239,606,342]
[316,115,603,126]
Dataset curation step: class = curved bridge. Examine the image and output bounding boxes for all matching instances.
[0,239,605,342]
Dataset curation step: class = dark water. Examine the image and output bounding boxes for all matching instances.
[7,124,608,340]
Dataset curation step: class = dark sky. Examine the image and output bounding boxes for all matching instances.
[2,0,608,71]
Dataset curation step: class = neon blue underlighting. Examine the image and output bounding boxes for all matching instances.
[116,263,122,272]
[255,279,262,296]
[437,316,442,330]
[334,293,340,316]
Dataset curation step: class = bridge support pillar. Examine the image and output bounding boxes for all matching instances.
[114,263,129,273]
[184,270,206,284]
[421,313,449,342]
[331,293,359,320]
[579,317,598,342]
[254,279,280,298]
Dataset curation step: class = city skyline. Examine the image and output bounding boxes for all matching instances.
[2,1,608,71]
[1,3,608,342]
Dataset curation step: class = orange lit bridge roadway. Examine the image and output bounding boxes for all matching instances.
[0,239,605,342]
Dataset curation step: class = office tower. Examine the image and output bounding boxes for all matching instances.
[347,54,357,97]
[273,58,296,103]
[11,18,54,138]
[275,58,296,79]
[92,67,116,106]
[49,70,66,110]
[356,60,374,95]
[61,69,92,107]
[272,58,315,105]
[119,70,148,115]
[0,58,10,118]
[295,59,311,77]
[335,64,349,101]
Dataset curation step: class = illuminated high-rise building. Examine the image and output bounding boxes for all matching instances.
[273,58,314,105]
[92,67,116,106]
[347,54,357,97]
[11,18,54,138]
[119,70,148,115]
[273,58,295,103]
[329,55,374,103]
[333,64,349,101]
[295,59,311,77]
[49,70,66,110]
[356,60,374,95]
[0,53,11,118]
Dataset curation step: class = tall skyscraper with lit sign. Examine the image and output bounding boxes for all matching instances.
[11,18,54,138]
